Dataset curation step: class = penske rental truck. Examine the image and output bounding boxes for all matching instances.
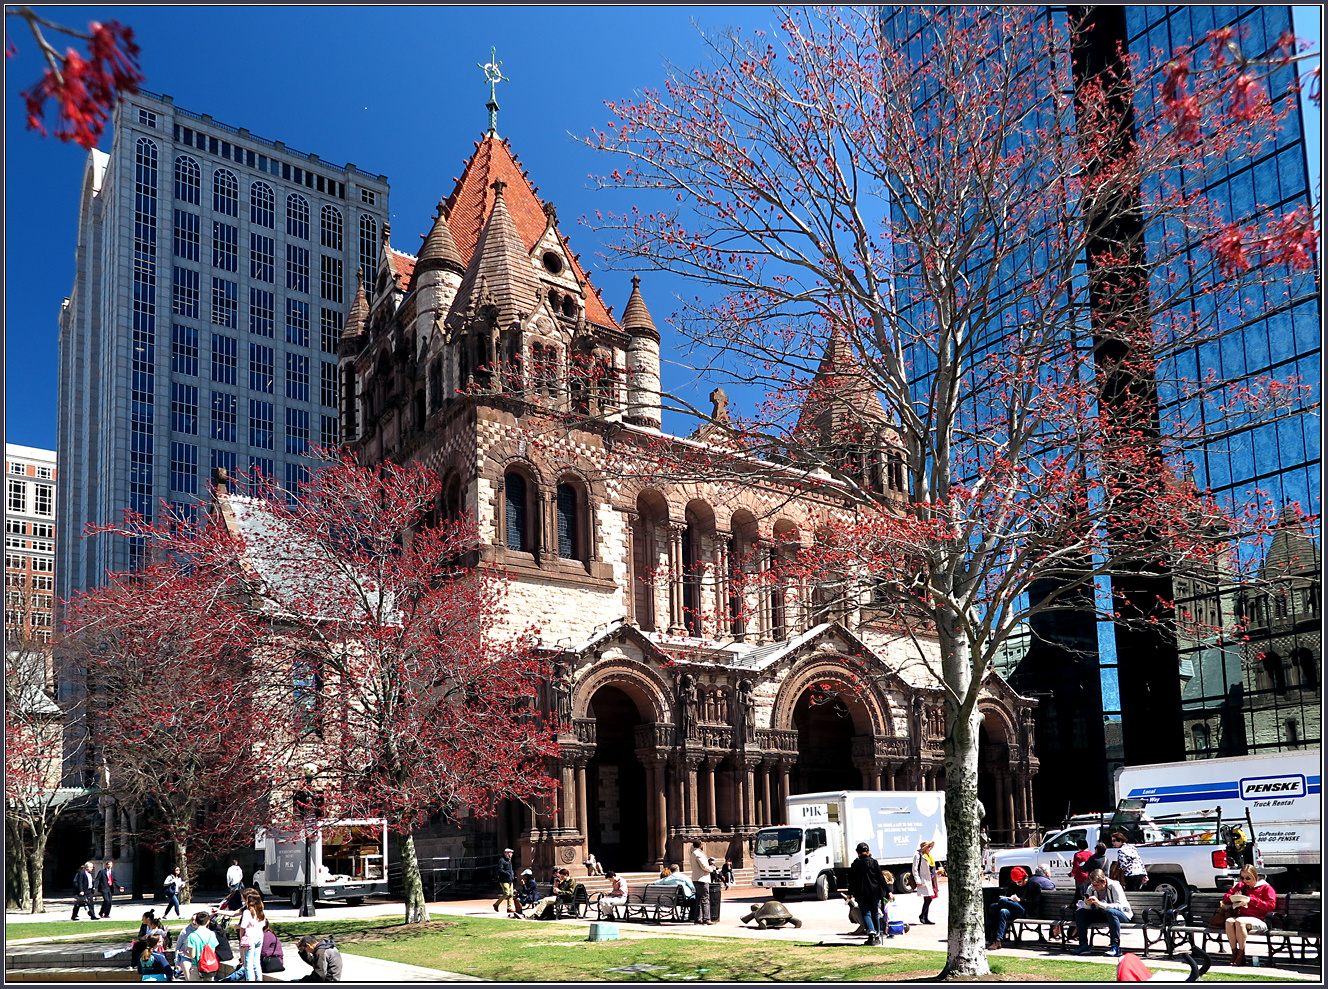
[753,791,946,900]
[252,819,389,907]
[1115,749,1320,892]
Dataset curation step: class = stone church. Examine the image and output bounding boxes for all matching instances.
[338,125,1039,873]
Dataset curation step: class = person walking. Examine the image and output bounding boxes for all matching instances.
[1073,868,1132,957]
[237,891,267,982]
[492,848,519,916]
[94,860,122,918]
[1220,865,1277,967]
[71,862,97,920]
[225,860,244,893]
[912,840,939,925]
[1110,832,1148,892]
[163,869,185,919]
[688,840,712,925]
[848,842,886,946]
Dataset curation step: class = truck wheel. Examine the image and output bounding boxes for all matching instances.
[290,889,302,909]
[345,897,365,906]
[1147,875,1188,909]
[771,889,788,902]
[814,875,831,901]
[896,872,917,894]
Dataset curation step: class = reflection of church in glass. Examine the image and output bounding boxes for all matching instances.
[1180,510,1321,759]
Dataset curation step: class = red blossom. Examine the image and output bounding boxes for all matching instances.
[1214,224,1251,277]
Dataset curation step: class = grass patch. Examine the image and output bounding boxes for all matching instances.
[4,919,141,941]
[4,911,428,945]
[329,916,1294,982]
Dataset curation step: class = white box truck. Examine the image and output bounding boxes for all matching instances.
[753,790,946,900]
[1115,749,1321,891]
[253,818,389,907]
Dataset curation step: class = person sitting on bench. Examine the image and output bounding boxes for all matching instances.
[1074,868,1132,958]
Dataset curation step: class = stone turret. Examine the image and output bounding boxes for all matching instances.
[622,276,662,428]
[338,270,371,442]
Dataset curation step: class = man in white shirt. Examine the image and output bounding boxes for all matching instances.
[225,859,244,891]
[688,840,712,925]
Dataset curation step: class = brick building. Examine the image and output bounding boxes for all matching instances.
[5,444,58,650]
[339,127,1039,873]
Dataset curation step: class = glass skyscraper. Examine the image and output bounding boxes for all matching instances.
[881,6,1320,823]
[57,92,390,604]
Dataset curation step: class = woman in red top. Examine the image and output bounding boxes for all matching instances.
[1222,864,1278,966]
[1070,838,1093,897]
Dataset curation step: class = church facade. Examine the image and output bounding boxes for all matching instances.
[339,129,1039,872]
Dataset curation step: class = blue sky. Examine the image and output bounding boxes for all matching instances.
[3,5,771,450]
[4,6,1320,456]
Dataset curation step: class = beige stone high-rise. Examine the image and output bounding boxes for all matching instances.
[341,131,1039,874]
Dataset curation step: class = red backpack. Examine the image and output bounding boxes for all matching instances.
[198,943,220,974]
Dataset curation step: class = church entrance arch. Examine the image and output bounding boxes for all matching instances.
[586,685,649,872]
[978,708,1014,843]
[791,687,860,795]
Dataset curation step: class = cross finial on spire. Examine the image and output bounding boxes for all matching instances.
[478,47,508,137]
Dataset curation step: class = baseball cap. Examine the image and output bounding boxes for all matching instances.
[503,848,514,854]
[521,869,533,876]
[1010,867,1027,882]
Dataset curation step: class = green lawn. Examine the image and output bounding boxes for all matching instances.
[3,918,143,940]
[316,916,1298,982]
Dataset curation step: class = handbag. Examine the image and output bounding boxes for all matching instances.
[1207,901,1239,929]
[1108,860,1123,882]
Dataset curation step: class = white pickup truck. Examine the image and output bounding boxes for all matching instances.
[987,803,1258,908]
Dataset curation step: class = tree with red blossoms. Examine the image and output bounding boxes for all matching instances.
[212,456,558,923]
[6,6,143,149]
[61,522,265,906]
[587,8,1318,976]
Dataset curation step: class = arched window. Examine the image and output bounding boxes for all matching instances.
[504,471,530,552]
[556,482,579,559]
[428,358,444,414]
[359,214,378,286]
[287,194,309,240]
[321,205,343,250]
[174,155,200,204]
[441,474,463,522]
[1293,648,1317,688]
[1262,651,1287,694]
[213,168,238,216]
[1191,723,1210,752]
[250,182,275,227]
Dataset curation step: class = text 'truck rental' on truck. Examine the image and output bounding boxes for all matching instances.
[754,791,946,899]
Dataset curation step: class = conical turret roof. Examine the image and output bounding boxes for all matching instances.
[795,328,887,441]
[339,269,370,356]
[416,200,465,276]
[622,275,659,340]
[447,179,540,330]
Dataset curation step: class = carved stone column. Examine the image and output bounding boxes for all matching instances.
[778,761,791,812]
[883,764,896,790]
[742,756,759,828]
[560,762,576,831]
[1004,774,1016,842]
[624,509,638,624]
[760,761,774,827]
[755,544,771,641]
[714,531,731,639]
[575,758,589,839]
[644,756,668,866]
[668,522,688,634]
[685,753,702,830]
[705,756,720,829]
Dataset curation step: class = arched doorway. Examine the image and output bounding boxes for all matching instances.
[791,687,859,795]
[586,685,649,872]
[978,711,1011,843]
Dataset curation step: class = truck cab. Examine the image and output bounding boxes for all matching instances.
[753,823,840,900]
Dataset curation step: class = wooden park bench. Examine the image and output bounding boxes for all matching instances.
[618,882,689,924]
[532,881,590,919]
[1165,891,1320,964]
[1000,889,1174,956]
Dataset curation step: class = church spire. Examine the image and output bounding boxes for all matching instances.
[479,47,507,137]
[339,268,369,357]
[446,178,539,333]
[416,199,465,276]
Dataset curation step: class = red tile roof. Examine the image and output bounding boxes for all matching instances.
[386,248,417,294]
[444,135,620,331]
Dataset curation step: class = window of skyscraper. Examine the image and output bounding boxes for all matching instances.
[213,168,239,217]
[7,480,25,513]
[170,382,198,434]
[287,193,309,240]
[249,400,274,450]
[287,244,310,293]
[213,222,238,272]
[211,333,237,385]
[174,155,201,205]
[320,308,342,354]
[320,414,339,448]
[250,343,275,393]
[169,442,198,494]
[320,205,343,251]
[361,189,376,206]
[211,278,238,327]
[286,408,310,455]
[174,210,200,261]
[286,299,310,347]
[211,448,236,481]
[172,268,200,318]
[286,353,310,403]
[251,181,275,228]
[211,391,237,443]
[359,214,378,287]
[320,361,338,408]
[250,288,274,338]
[250,233,274,282]
[285,461,310,502]
[320,254,343,303]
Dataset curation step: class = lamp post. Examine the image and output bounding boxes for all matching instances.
[299,764,317,917]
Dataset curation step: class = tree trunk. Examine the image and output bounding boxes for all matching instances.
[176,840,192,905]
[940,629,990,978]
[28,824,49,913]
[400,832,428,924]
[7,820,32,911]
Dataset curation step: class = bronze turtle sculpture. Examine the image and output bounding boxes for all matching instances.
[740,900,803,929]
